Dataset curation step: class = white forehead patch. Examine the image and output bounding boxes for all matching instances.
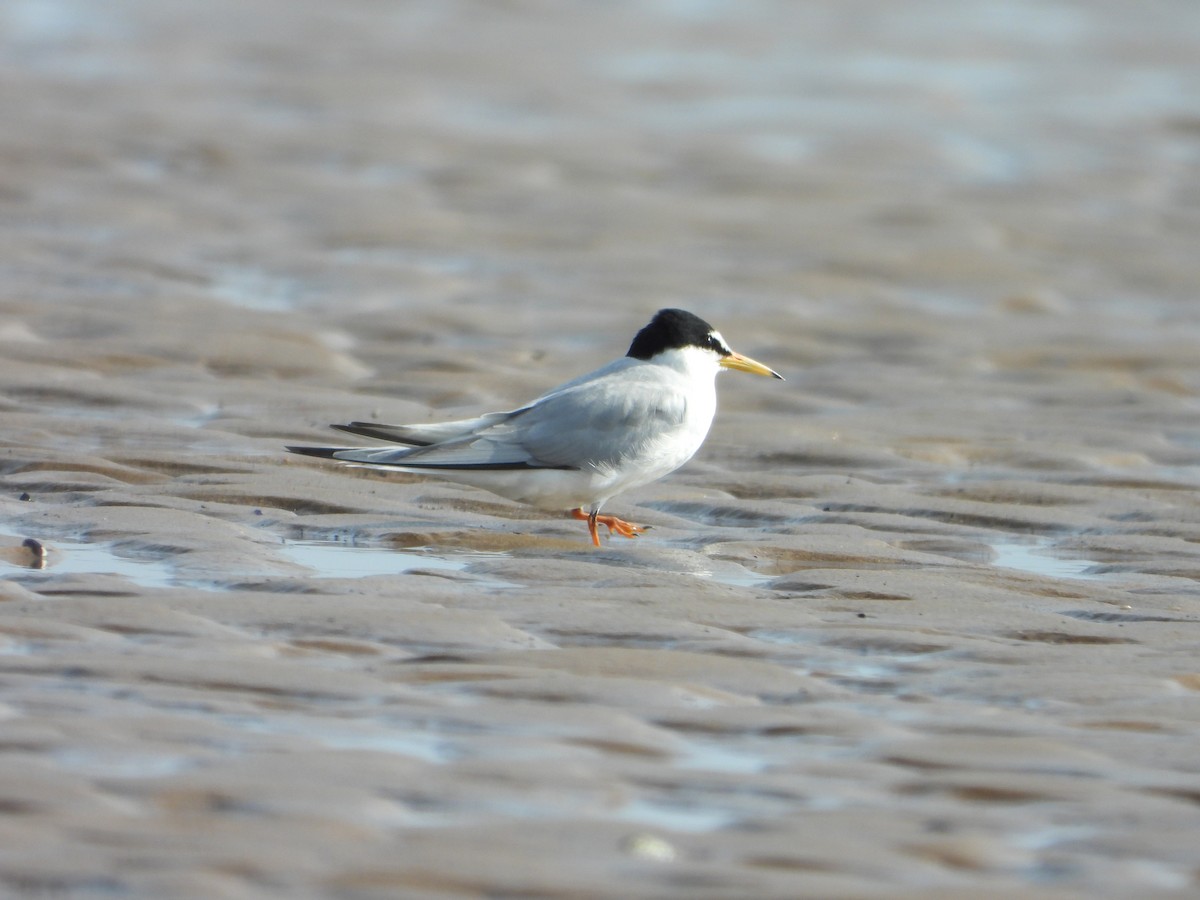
[709,330,731,354]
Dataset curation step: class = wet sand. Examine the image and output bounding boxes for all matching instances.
[3,1,1200,896]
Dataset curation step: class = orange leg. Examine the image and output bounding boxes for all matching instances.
[570,508,649,547]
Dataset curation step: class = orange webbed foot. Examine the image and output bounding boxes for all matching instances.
[570,508,650,547]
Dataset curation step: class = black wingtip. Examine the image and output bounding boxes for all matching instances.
[330,423,371,438]
[330,422,433,446]
[285,445,346,460]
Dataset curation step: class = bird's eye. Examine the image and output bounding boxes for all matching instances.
[707,334,729,355]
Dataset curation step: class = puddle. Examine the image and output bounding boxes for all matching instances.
[676,739,768,774]
[50,748,193,779]
[208,266,308,312]
[695,566,771,589]
[584,547,770,589]
[614,798,740,832]
[988,539,1103,581]
[221,713,458,763]
[278,540,514,586]
[3,539,181,589]
[6,536,738,593]
[3,534,1108,594]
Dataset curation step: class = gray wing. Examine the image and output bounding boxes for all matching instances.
[510,373,688,470]
[326,365,687,471]
[323,359,641,451]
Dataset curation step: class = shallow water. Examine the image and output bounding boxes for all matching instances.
[2,1,1200,897]
[279,539,513,584]
[987,538,1105,582]
[3,540,181,589]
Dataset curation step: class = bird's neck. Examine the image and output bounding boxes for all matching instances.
[652,346,721,382]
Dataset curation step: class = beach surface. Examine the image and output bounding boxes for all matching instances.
[2,1,1200,896]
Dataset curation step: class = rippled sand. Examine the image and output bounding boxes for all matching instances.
[3,1,1200,897]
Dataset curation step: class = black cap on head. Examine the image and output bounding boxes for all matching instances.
[626,309,728,360]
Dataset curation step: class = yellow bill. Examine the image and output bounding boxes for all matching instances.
[720,351,784,380]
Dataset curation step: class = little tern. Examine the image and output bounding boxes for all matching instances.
[288,308,782,546]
